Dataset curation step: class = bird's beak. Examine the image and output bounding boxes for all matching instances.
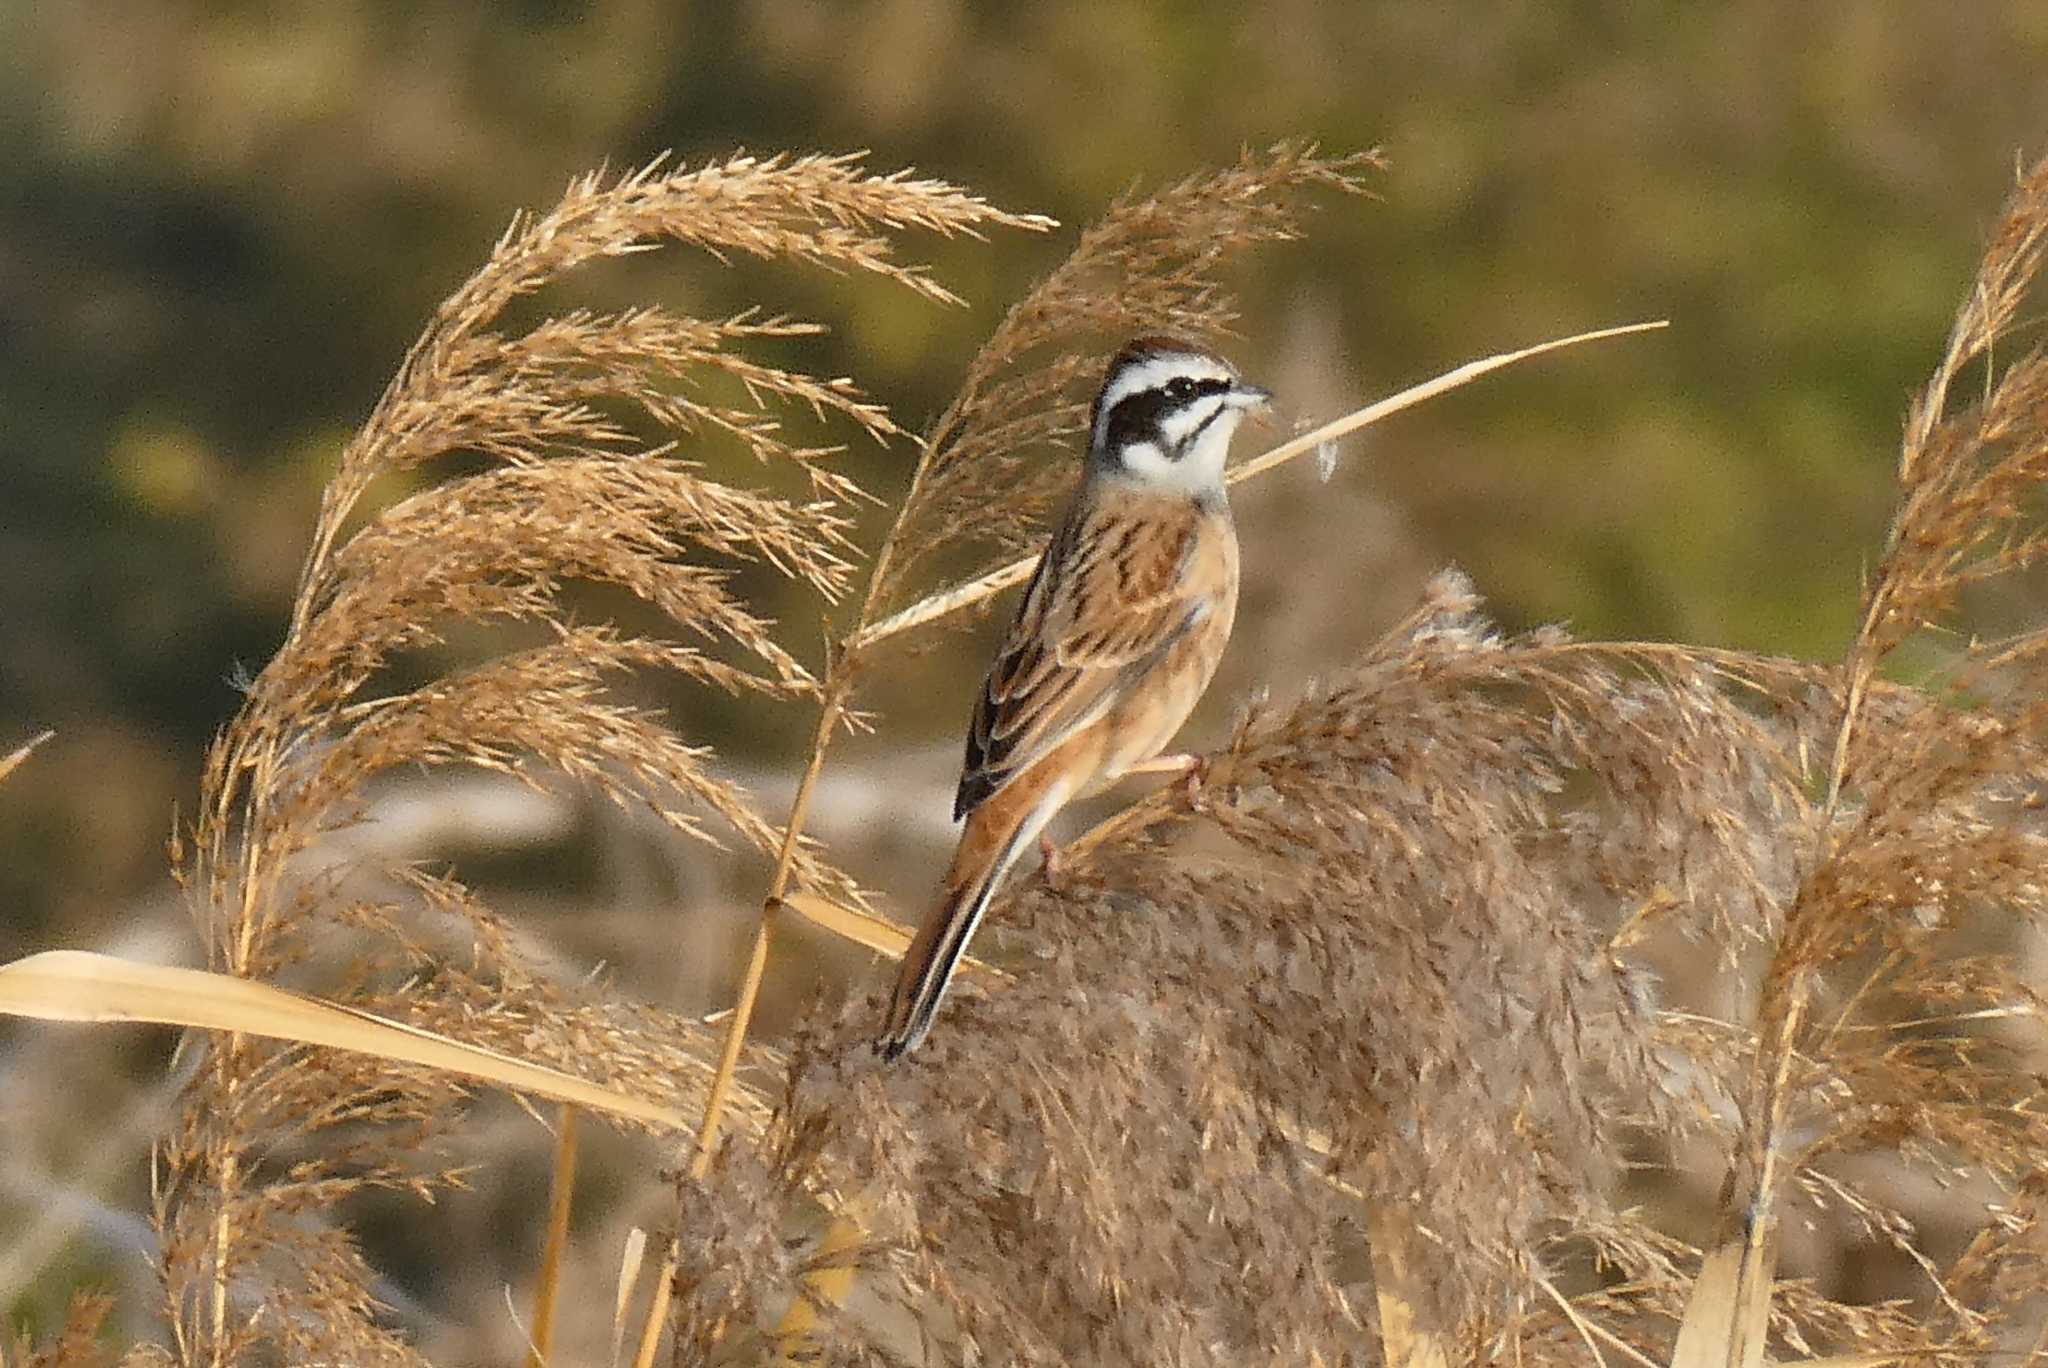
[1228,380,1274,411]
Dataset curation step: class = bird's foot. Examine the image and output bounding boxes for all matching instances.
[1038,832,1069,892]
[1123,751,1209,808]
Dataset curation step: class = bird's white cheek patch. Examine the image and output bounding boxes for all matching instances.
[1159,396,1230,451]
[1116,412,1244,492]
[1177,411,1244,486]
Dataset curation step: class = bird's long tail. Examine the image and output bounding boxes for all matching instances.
[875,802,1040,1061]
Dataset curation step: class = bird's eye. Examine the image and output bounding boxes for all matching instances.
[1164,377,1196,401]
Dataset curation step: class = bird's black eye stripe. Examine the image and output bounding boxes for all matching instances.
[1161,375,1231,404]
[1101,374,1237,459]
[1104,388,1171,452]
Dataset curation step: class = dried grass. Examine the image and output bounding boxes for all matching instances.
[6,143,2048,1368]
[143,150,1045,1368]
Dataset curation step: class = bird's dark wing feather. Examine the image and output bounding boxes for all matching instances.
[953,492,1206,819]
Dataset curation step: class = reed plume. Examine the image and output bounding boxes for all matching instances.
[152,152,1042,1367]
[869,143,1385,620]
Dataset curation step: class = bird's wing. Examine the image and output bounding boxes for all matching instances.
[953,492,1209,819]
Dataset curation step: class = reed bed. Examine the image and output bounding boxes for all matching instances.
[6,143,2048,1367]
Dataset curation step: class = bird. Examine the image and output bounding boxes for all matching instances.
[876,336,1271,1059]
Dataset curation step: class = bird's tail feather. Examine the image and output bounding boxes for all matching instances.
[875,819,1033,1061]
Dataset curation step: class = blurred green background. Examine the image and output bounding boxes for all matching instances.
[3,1,2046,1354]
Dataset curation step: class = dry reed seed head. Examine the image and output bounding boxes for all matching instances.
[153,151,1044,1368]
[1875,154,2048,655]
[1553,665,1817,959]
[329,873,783,1140]
[792,570,2048,1355]
[1944,1169,2048,1330]
[768,586,1837,1344]
[765,984,1360,1366]
[1662,150,2048,1365]
[268,464,838,738]
[869,143,1384,617]
[10,1291,117,1368]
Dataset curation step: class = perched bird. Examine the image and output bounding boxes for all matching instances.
[877,337,1270,1059]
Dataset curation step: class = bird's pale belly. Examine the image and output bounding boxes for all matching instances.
[1088,601,1235,793]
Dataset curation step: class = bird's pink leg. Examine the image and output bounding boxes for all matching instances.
[1122,752,1207,805]
[1037,831,1067,890]
[1121,752,1201,777]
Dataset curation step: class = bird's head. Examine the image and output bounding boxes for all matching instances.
[1088,337,1272,494]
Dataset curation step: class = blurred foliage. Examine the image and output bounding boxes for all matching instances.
[2,0,2046,945]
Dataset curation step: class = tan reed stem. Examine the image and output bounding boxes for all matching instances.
[0,729,53,785]
[640,678,856,1365]
[526,1105,580,1368]
[629,1272,672,1368]
[691,674,853,1174]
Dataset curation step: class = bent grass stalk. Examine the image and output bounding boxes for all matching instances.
[848,320,1667,651]
[0,730,53,785]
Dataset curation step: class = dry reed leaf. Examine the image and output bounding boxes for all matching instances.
[1668,1238,1771,1368]
[610,1227,650,1368]
[0,950,697,1131]
[775,890,1009,981]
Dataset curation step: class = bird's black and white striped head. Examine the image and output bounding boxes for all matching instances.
[1088,337,1272,495]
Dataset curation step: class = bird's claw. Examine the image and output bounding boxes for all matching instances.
[1038,832,1069,891]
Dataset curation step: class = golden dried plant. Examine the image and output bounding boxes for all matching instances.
[151,151,1047,1368]
[8,140,2047,1368]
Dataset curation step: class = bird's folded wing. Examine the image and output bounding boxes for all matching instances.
[953,498,1205,819]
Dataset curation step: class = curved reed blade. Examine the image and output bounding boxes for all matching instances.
[1669,1238,1772,1368]
[774,891,1010,980]
[850,319,1669,652]
[1366,1205,1453,1368]
[609,1227,650,1368]
[0,951,692,1131]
